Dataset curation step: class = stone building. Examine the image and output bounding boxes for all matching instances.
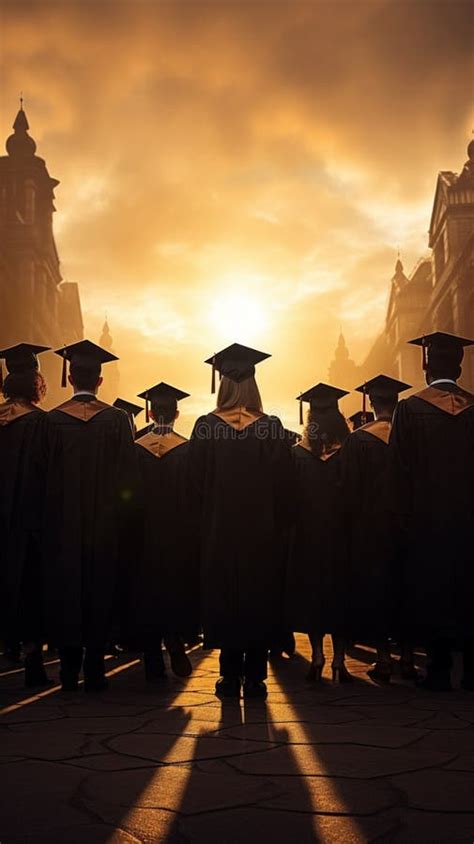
[358,139,474,391]
[0,104,83,406]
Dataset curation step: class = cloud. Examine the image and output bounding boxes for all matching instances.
[1,0,471,431]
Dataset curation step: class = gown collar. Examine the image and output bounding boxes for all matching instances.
[136,429,187,458]
[0,399,40,427]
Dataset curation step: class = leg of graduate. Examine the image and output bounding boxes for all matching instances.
[216,649,243,697]
[422,637,453,691]
[21,535,51,688]
[242,648,268,698]
[368,638,392,684]
[143,635,166,683]
[164,633,192,678]
[331,634,353,683]
[243,648,268,681]
[59,646,83,692]
[307,631,325,682]
[83,647,108,692]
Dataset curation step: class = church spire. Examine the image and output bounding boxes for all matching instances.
[6,100,37,158]
[98,317,120,403]
[392,253,408,290]
[335,330,349,361]
[99,317,113,351]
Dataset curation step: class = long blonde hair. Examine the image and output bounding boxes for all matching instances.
[216,375,263,412]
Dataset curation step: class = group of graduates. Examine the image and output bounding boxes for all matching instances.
[0,330,473,699]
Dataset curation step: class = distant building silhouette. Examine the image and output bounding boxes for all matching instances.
[0,103,83,405]
[360,139,474,390]
[98,318,120,402]
[328,331,358,388]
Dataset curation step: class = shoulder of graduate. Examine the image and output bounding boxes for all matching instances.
[406,385,474,417]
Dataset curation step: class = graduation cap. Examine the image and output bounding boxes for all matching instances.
[349,410,374,430]
[137,382,190,423]
[113,398,144,418]
[204,343,271,393]
[296,383,349,425]
[54,340,118,388]
[355,375,411,423]
[408,331,474,371]
[0,343,50,389]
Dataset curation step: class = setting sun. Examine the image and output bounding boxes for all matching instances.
[209,283,269,343]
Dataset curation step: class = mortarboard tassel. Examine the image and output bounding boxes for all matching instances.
[60,347,67,388]
[145,395,150,424]
[362,383,367,425]
[422,336,428,370]
[211,354,216,394]
[299,395,303,426]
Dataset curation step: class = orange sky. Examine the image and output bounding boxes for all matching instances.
[1,0,472,433]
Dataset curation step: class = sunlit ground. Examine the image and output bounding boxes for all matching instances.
[3,634,469,842]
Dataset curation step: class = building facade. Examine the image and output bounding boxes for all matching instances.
[0,105,83,406]
[357,139,474,391]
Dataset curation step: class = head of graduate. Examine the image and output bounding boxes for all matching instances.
[137,383,190,429]
[0,344,49,404]
[409,332,474,385]
[55,340,118,394]
[298,383,350,458]
[206,343,269,412]
[355,375,411,421]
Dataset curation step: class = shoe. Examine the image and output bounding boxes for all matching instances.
[306,661,325,683]
[84,675,109,693]
[331,663,354,684]
[243,680,267,699]
[24,653,53,689]
[215,677,241,698]
[367,662,391,685]
[417,670,452,692]
[168,646,192,678]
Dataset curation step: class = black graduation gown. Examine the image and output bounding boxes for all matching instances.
[389,382,474,639]
[285,443,347,635]
[0,402,49,642]
[188,409,292,650]
[340,419,397,638]
[42,396,137,648]
[131,429,200,641]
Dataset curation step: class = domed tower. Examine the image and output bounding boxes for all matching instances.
[0,101,83,404]
[328,331,358,387]
[98,318,120,403]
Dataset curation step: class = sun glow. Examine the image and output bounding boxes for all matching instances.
[208,279,269,343]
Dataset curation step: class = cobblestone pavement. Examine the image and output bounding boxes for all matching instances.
[1,636,474,843]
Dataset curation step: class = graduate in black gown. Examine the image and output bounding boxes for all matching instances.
[188,343,292,699]
[341,374,414,683]
[0,344,51,687]
[132,382,198,683]
[113,398,144,438]
[389,332,474,691]
[43,341,137,692]
[286,383,353,683]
